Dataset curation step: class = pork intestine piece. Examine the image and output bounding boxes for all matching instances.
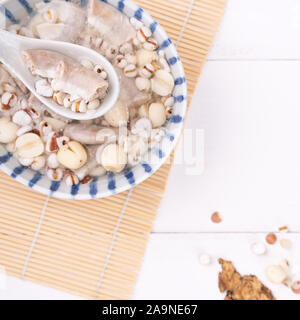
[23,49,108,103]
[22,49,64,78]
[64,124,115,145]
[87,0,136,47]
[54,60,108,102]
[116,68,151,108]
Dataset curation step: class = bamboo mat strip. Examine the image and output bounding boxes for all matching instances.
[21,195,50,278]
[0,0,227,299]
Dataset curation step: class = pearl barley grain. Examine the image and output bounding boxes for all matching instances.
[140,63,155,79]
[25,107,40,120]
[31,155,46,171]
[2,92,17,107]
[19,157,34,166]
[63,96,72,108]
[94,64,104,74]
[16,133,44,158]
[137,26,151,43]
[124,64,137,78]
[143,38,158,51]
[56,136,70,150]
[105,46,118,60]
[47,168,63,181]
[53,91,66,105]
[45,132,58,153]
[47,153,59,169]
[65,172,79,186]
[39,121,52,136]
[12,110,32,126]
[116,55,127,69]
[87,99,100,110]
[35,79,53,97]
[71,101,87,113]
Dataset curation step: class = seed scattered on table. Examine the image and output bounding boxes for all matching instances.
[198,253,211,266]
[278,225,288,233]
[265,233,277,245]
[211,212,222,223]
[266,264,287,284]
[251,241,267,256]
[291,281,300,294]
[280,238,291,249]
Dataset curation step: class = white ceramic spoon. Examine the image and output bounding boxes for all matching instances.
[0,29,120,120]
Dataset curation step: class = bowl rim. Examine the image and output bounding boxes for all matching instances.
[0,0,187,200]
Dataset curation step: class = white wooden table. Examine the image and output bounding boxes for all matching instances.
[1,0,300,300]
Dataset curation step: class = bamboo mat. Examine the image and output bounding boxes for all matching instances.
[0,0,226,299]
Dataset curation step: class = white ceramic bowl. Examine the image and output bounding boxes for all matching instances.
[0,0,187,199]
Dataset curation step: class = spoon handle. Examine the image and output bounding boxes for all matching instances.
[0,29,24,63]
[0,29,37,94]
